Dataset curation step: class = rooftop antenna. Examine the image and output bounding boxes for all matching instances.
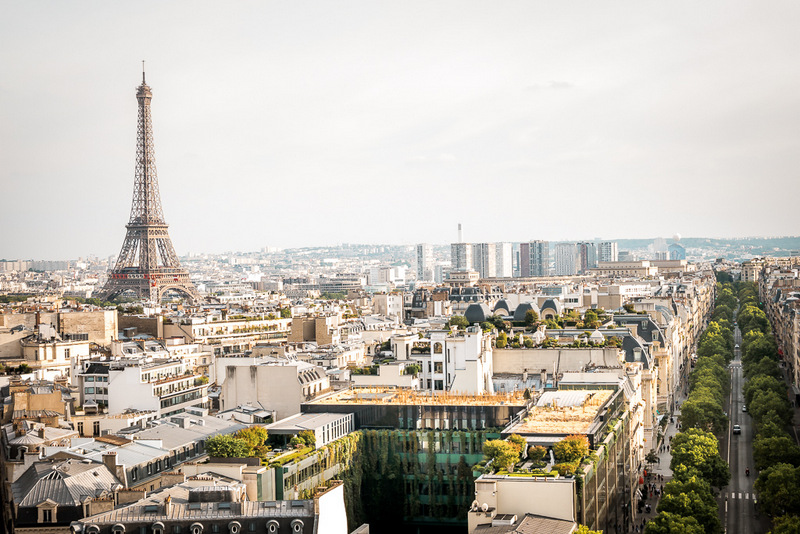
[142,60,146,84]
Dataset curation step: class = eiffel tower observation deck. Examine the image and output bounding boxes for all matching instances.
[98,70,201,303]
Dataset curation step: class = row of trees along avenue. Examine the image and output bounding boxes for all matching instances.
[734,281,800,533]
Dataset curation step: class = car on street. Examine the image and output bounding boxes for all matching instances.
[742,405,747,412]
[733,424,742,435]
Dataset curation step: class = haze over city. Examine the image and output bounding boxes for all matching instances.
[3,2,800,259]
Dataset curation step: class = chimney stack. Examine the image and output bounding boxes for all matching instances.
[102,452,117,472]
[458,223,463,243]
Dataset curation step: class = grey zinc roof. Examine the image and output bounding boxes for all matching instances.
[78,475,314,525]
[473,514,576,534]
[12,459,120,507]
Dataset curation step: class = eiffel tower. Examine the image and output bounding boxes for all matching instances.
[98,69,201,303]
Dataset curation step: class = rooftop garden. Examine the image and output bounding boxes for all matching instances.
[474,433,592,479]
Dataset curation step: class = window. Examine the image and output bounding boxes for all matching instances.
[77,422,84,436]
[85,387,95,394]
[434,362,443,374]
[173,527,182,534]
[85,376,94,382]
[42,509,53,522]
[433,342,443,354]
[93,421,100,436]
[64,348,70,358]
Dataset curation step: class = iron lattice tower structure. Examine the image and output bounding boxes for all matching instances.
[98,72,201,303]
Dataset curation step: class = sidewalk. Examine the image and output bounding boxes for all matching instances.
[632,390,687,532]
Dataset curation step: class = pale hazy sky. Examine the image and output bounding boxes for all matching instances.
[2,2,800,259]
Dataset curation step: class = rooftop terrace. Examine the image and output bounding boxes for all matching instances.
[310,387,527,407]
[508,389,613,435]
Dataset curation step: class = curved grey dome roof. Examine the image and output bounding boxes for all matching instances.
[513,302,540,322]
[540,299,563,315]
[494,299,512,313]
[465,303,492,324]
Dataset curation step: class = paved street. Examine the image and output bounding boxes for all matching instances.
[633,324,770,533]
[718,325,771,534]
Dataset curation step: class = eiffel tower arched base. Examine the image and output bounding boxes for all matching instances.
[97,270,201,304]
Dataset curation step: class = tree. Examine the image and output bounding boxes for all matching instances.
[496,331,508,349]
[298,429,316,448]
[679,392,726,435]
[487,315,509,332]
[236,426,268,451]
[738,304,770,335]
[280,308,292,318]
[527,445,547,463]
[656,477,722,534]
[757,419,790,440]
[670,429,730,488]
[508,434,526,455]
[770,515,800,534]
[744,375,786,408]
[575,526,603,534]
[744,357,783,382]
[206,434,252,458]
[645,511,704,534]
[583,310,599,329]
[449,315,469,329]
[750,389,793,427]
[553,435,589,463]
[753,436,800,471]
[483,440,520,471]
[524,309,539,327]
[754,463,800,517]
[523,337,534,348]
[645,449,660,468]
[743,334,778,367]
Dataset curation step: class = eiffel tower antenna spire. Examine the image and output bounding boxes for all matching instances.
[97,71,201,303]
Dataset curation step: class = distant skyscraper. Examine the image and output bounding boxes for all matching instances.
[554,243,578,276]
[519,240,550,277]
[416,243,433,281]
[577,242,598,273]
[451,242,473,271]
[598,241,619,263]
[495,242,513,278]
[473,243,497,278]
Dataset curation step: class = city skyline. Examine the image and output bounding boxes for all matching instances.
[3,2,800,259]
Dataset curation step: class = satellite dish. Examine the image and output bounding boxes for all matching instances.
[481,503,489,512]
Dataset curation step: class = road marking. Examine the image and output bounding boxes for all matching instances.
[739,492,743,499]
[745,493,749,499]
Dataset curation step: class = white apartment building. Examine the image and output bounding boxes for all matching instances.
[416,243,434,281]
[473,243,497,279]
[554,243,579,276]
[598,241,619,263]
[75,355,209,417]
[451,243,473,271]
[372,293,403,319]
[392,326,494,394]
[220,361,331,420]
[495,242,513,278]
